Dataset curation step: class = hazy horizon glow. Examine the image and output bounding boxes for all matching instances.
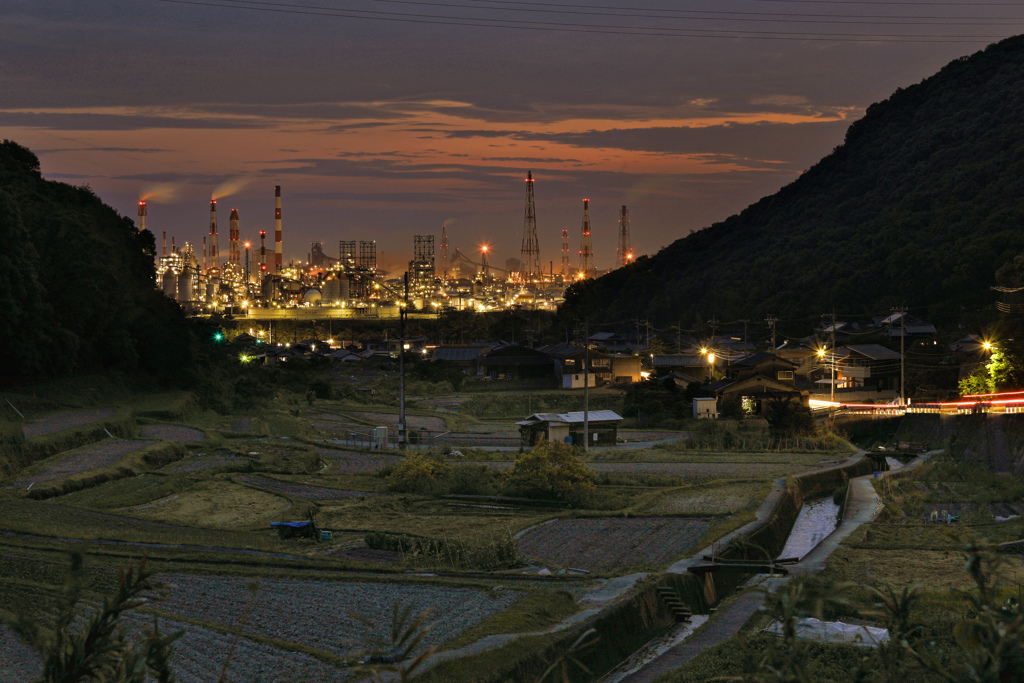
[3,1,1016,273]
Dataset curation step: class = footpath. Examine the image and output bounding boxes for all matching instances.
[614,453,933,683]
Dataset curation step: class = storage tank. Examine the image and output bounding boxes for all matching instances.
[322,274,350,304]
[303,288,322,304]
[177,269,194,303]
[161,270,177,299]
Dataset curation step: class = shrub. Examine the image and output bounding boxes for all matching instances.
[503,440,596,504]
[387,454,453,495]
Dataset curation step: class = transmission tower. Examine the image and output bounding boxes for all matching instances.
[578,198,594,279]
[616,205,633,268]
[561,228,571,280]
[520,171,541,282]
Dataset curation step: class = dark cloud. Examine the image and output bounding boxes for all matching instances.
[36,146,175,154]
[0,112,273,131]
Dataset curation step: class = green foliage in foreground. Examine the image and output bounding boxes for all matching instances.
[661,543,1024,683]
[504,440,597,505]
[364,530,523,570]
[5,552,182,683]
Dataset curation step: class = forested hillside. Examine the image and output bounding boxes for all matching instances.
[563,34,1024,328]
[0,141,194,379]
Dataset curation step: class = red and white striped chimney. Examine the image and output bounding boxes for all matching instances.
[138,200,147,233]
[162,231,167,258]
[274,185,282,272]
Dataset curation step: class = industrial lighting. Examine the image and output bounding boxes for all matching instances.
[817,348,826,358]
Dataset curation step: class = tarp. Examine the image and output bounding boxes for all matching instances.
[271,521,311,528]
[765,618,889,648]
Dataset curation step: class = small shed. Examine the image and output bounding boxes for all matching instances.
[517,410,623,447]
[694,397,718,419]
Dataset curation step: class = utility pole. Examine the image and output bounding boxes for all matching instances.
[398,272,408,449]
[740,319,749,352]
[766,315,778,355]
[894,306,907,406]
[822,312,836,404]
[584,318,590,452]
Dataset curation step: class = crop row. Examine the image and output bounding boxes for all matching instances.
[156,573,520,656]
[517,517,712,570]
[140,425,206,442]
[22,408,118,439]
[120,612,344,682]
[11,439,153,487]
[236,475,384,501]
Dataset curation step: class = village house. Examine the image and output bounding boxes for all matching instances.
[517,410,624,447]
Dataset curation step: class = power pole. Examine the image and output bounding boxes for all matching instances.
[766,315,778,355]
[583,318,590,452]
[831,311,837,405]
[894,306,907,406]
[398,272,408,449]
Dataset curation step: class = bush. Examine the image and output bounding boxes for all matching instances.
[503,440,596,504]
[364,530,522,570]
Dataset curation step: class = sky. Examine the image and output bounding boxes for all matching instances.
[3,1,1020,275]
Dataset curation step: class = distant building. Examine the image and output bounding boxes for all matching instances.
[517,410,623,447]
[693,397,718,419]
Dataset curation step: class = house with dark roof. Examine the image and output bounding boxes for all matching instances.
[828,344,902,394]
[876,313,937,339]
[704,353,810,415]
[540,344,613,388]
[517,410,624,446]
[588,332,634,353]
[480,344,558,381]
[652,354,713,381]
[430,346,489,373]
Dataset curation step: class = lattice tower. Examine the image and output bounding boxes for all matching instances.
[520,171,540,281]
[616,205,634,268]
[561,228,570,278]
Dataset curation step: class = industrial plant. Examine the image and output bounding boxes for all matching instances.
[154,174,636,317]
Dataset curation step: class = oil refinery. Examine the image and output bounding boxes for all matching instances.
[153,175,636,318]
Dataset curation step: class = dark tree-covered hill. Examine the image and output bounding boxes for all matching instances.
[563,35,1024,329]
[0,140,195,379]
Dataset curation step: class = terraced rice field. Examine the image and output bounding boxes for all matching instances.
[22,407,118,439]
[348,411,447,432]
[170,453,249,473]
[0,623,41,683]
[155,574,520,656]
[517,517,712,570]
[316,447,400,473]
[236,475,385,501]
[647,482,764,515]
[120,613,343,683]
[140,425,205,442]
[10,439,152,487]
[465,461,803,478]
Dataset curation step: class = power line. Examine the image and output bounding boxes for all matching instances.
[157,0,1012,41]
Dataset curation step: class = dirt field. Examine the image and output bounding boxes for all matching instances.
[140,425,206,442]
[236,475,385,501]
[646,482,766,515]
[10,439,153,487]
[124,481,291,529]
[517,517,712,570]
[22,407,118,438]
[316,446,400,473]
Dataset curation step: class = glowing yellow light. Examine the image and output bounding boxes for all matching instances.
[707,353,715,364]
[817,348,826,358]
[983,341,993,351]
[700,347,708,355]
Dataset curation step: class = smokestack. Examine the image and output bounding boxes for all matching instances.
[209,200,219,270]
[203,236,207,271]
[260,230,266,272]
[171,236,176,254]
[274,185,282,273]
[162,231,167,258]
[229,208,240,266]
[138,200,147,233]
